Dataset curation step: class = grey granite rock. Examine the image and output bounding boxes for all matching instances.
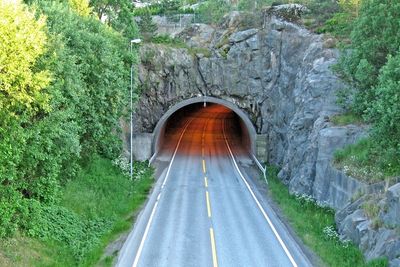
[383,183,400,227]
[130,12,399,263]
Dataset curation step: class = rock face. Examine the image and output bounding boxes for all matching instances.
[135,13,346,194]
[132,11,400,264]
[312,126,367,208]
[383,183,400,227]
[134,12,371,204]
[336,188,400,266]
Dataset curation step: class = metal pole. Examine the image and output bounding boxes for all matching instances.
[130,42,133,180]
[129,39,141,180]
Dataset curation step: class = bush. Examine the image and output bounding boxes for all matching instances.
[0,0,135,239]
[32,205,112,261]
[196,0,232,24]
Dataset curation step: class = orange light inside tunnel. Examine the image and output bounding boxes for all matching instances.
[159,103,250,157]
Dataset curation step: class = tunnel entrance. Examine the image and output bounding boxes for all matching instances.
[151,97,256,157]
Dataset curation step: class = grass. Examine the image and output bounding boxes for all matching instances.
[188,47,212,57]
[151,34,188,49]
[334,138,400,184]
[330,112,364,126]
[0,156,154,267]
[266,166,388,267]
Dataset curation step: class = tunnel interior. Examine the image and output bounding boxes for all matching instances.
[153,102,253,157]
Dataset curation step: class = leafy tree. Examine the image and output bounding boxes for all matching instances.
[35,1,132,158]
[69,0,92,16]
[196,0,232,24]
[0,0,51,237]
[337,0,400,113]
[89,0,139,39]
[138,8,158,41]
[161,0,180,14]
[0,0,136,238]
[0,0,51,118]
[367,53,400,148]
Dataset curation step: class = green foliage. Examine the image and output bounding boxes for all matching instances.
[330,112,363,126]
[160,0,180,14]
[333,0,400,182]
[69,0,92,16]
[0,156,154,266]
[196,0,232,24]
[89,0,139,39]
[367,54,400,149]
[266,166,389,267]
[151,35,187,48]
[334,138,400,183]
[337,0,400,112]
[0,0,52,238]
[33,206,112,261]
[133,5,162,16]
[36,1,132,159]
[138,8,158,41]
[0,0,136,241]
[0,1,51,118]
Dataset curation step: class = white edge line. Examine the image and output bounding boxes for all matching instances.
[132,119,193,267]
[222,120,298,267]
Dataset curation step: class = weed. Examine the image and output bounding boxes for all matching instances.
[266,166,388,267]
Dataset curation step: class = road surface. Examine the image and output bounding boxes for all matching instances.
[117,104,313,267]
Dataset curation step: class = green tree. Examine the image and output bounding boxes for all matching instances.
[69,0,92,16]
[0,0,51,118]
[337,0,400,113]
[197,0,232,24]
[89,0,139,39]
[161,0,180,14]
[138,8,158,41]
[367,53,400,148]
[0,0,137,238]
[0,0,52,237]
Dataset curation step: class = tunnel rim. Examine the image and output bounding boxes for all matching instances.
[151,96,257,156]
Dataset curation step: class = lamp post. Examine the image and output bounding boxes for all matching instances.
[130,38,142,180]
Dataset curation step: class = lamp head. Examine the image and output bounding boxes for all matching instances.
[131,39,142,44]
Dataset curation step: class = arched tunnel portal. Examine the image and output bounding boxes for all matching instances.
[151,97,257,159]
[129,96,268,163]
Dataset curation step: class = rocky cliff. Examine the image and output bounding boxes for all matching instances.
[133,10,400,265]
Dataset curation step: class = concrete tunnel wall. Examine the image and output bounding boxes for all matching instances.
[151,96,257,158]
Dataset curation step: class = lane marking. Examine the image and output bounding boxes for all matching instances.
[132,119,193,267]
[206,191,212,218]
[202,159,207,174]
[209,228,218,267]
[222,120,298,267]
[204,177,208,187]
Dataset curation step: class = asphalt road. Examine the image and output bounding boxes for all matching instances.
[117,105,314,267]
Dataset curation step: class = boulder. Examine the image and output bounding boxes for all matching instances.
[383,183,400,227]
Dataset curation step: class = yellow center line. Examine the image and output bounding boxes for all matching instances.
[209,228,218,267]
[206,191,212,217]
[204,177,208,187]
[202,159,206,173]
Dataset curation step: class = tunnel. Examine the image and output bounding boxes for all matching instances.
[151,97,256,158]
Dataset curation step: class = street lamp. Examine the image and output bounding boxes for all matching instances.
[130,38,142,180]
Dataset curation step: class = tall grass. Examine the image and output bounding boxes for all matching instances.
[266,166,388,267]
[0,156,154,267]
